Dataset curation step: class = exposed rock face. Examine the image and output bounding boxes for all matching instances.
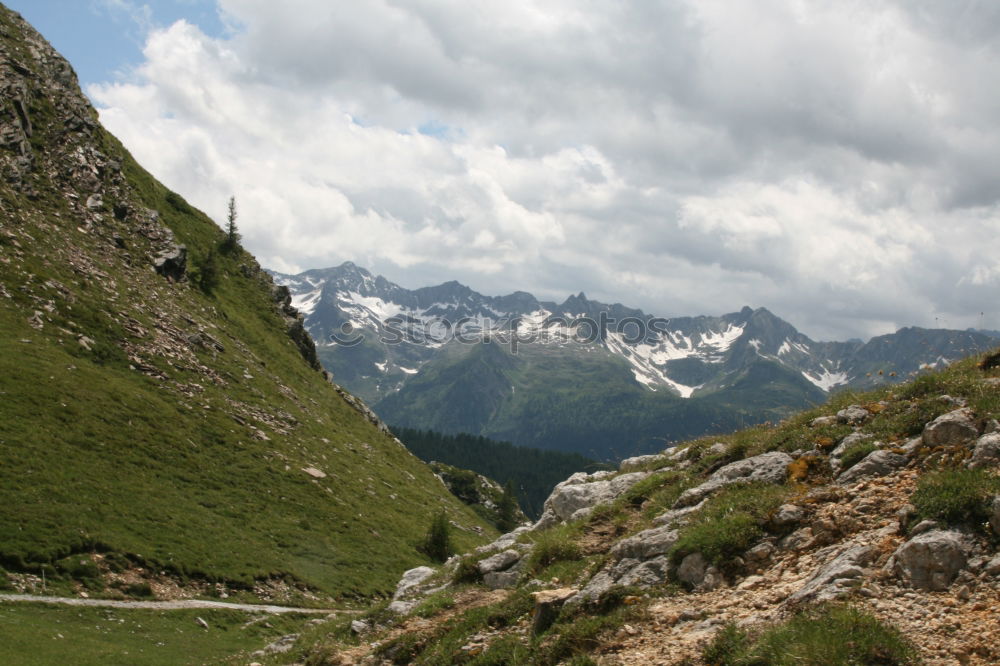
[890,529,971,591]
[922,408,978,447]
[673,452,792,508]
[534,471,650,528]
[835,450,908,485]
[270,284,321,370]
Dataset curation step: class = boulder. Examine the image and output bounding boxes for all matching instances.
[771,504,805,529]
[836,405,870,425]
[787,545,873,605]
[676,552,708,588]
[969,433,1000,469]
[810,415,838,428]
[535,471,650,528]
[890,529,971,591]
[392,567,434,601]
[673,451,792,508]
[531,588,578,635]
[152,243,187,281]
[830,432,873,459]
[835,450,907,485]
[610,525,679,561]
[477,549,520,575]
[619,454,667,471]
[483,570,520,590]
[922,408,978,447]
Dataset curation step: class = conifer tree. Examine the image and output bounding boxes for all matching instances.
[421,510,453,562]
[221,195,241,254]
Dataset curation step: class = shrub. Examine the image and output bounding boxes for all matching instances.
[525,524,582,573]
[671,513,761,567]
[701,622,752,665]
[911,467,1000,529]
[754,604,920,665]
[124,581,154,598]
[703,604,920,665]
[420,510,453,563]
[839,441,877,471]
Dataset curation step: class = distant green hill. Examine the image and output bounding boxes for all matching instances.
[0,4,492,602]
[393,428,600,518]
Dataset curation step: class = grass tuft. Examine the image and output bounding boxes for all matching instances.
[911,467,1000,530]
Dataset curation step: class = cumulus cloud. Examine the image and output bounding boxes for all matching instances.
[88,0,1000,340]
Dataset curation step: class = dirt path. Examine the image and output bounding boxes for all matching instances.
[0,593,358,615]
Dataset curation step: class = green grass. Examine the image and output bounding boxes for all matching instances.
[0,603,312,666]
[910,467,1000,530]
[671,483,789,568]
[702,604,921,665]
[839,441,878,470]
[0,3,495,604]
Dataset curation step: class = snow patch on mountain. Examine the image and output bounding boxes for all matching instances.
[699,324,745,351]
[291,288,323,316]
[801,369,849,391]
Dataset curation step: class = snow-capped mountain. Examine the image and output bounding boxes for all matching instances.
[271,263,997,458]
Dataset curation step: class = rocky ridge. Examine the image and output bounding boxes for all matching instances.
[307,351,1000,665]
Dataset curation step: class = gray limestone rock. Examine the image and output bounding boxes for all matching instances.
[787,545,873,605]
[610,525,679,561]
[535,471,651,528]
[968,433,1000,469]
[676,552,708,588]
[477,549,520,575]
[836,405,870,425]
[673,452,792,508]
[889,529,971,591]
[835,450,907,485]
[922,408,978,447]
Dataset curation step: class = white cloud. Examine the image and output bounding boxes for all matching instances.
[89,1,1000,340]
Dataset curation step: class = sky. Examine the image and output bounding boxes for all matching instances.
[8,0,1000,341]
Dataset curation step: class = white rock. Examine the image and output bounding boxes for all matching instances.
[673,452,793,508]
[969,433,1000,468]
[890,529,971,591]
[922,408,978,447]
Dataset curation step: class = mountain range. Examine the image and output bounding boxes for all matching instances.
[273,262,997,459]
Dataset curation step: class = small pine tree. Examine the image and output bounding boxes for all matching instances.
[496,480,519,533]
[421,510,453,562]
[221,195,241,254]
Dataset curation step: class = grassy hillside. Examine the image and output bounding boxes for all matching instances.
[0,4,492,602]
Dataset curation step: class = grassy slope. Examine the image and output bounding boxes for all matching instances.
[0,4,492,600]
[0,603,313,666]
